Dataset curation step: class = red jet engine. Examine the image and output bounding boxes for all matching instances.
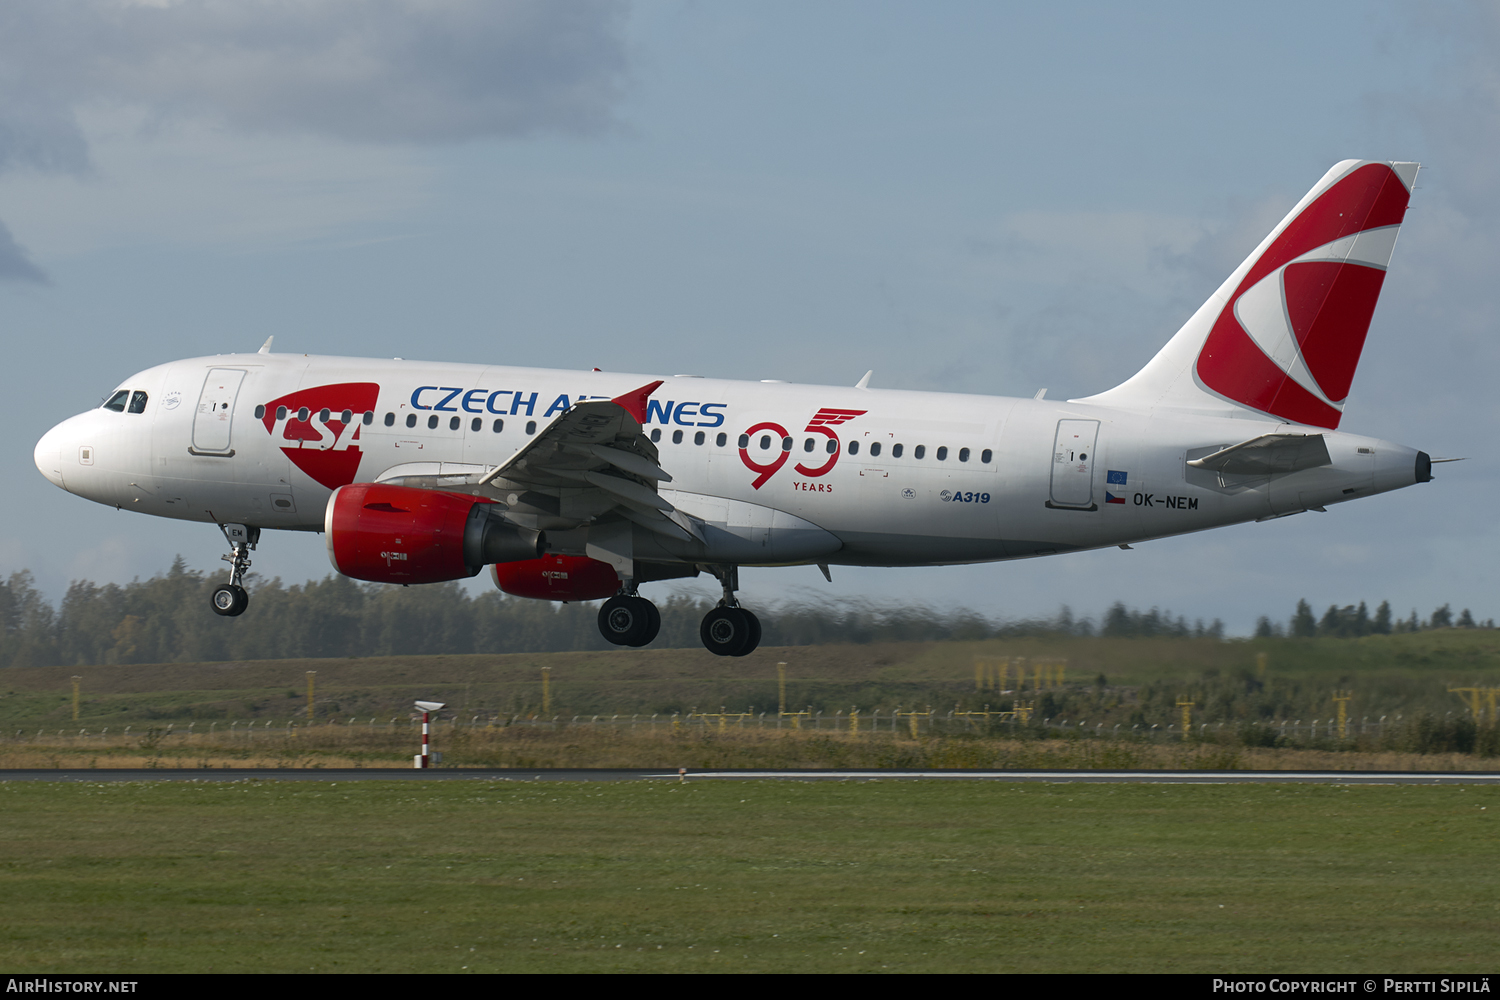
[491,554,621,602]
[325,483,543,585]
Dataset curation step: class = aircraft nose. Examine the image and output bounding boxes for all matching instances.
[34,423,67,489]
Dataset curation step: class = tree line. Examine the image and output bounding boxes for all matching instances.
[0,559,1092,668]
[0,559,1487,668]
[1254,600,1494,639]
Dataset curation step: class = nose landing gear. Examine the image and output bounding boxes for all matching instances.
[210,523,257,617]
[700,565,760,657]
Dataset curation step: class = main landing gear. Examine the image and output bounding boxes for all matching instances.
[210,523,258,618]
[594,565,761,657]
[597,586,662,648]
[699,565,760,658]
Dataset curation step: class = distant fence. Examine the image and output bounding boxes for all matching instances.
[15,709,1463,745]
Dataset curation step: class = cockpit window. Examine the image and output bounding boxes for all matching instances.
[127,391,149,414]
[102,390,129,412]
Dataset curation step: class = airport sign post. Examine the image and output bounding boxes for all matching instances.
[415,700,445,768]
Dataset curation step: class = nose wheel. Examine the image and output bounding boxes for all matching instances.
[210,583,249,617]
[699,565,761,657]
[210,523,258,618]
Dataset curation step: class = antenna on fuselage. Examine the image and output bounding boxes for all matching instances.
[258,336,274,355]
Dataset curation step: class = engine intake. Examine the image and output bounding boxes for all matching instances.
[326,483,543,585]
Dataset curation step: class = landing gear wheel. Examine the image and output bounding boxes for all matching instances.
[642,600,662,647]
[740,608,761,655]
[700,606,758,657]
[598,595,659,647]
[210,584,249,617]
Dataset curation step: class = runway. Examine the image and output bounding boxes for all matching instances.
[2,768,1499,784]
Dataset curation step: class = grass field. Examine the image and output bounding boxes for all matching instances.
[3,635,1497,973]
[7,631,1500,727]
[2,631,1498,770]
[2,723,1495,773]
[0,778,1496,973]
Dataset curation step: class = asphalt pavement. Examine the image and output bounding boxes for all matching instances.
[2,768,1498,784]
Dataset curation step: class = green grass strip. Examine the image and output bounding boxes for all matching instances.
[0,780,1495,973]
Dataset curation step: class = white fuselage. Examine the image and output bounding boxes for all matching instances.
[34,352,1424,570]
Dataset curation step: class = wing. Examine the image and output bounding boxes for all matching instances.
[382,381,704,546]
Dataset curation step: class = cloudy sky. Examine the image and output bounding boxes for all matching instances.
[4,1,1497,633]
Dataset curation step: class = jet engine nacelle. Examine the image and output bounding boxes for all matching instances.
[325,483,543,585]
[491,554,621,602]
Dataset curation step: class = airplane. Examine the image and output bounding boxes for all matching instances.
[33,159,1434,657]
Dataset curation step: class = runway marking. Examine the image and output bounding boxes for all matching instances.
[1,768,1498,784]
[662,770,1500,784]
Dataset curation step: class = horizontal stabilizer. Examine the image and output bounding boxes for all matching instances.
[1186,434,1331,476]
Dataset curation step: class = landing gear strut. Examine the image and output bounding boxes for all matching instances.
[700,565,760,657]
[597,581,661,647]
[210,523,258,617]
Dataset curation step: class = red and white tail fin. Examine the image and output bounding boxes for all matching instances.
[1078,160,1418,428]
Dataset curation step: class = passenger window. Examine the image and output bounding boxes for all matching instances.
[384,412,395,427]
[449,416,460,431]
[803,438,815,453]
[651,428,662,443]
[277,406,288,421]
[427,415,439,429]
[981,449,993,463]
[362,411,373,425]
[826,439,837,454]
[936,446,947,461]
[320,408,331,423]
[914,445,926,460]
[406,414,417,428]
[340,409,352,424]
[254,404,266,420]
[298,407,310,421]
[471,417,481,432]
[848,441,860,456]
[869,442,881,457]
[716,433,727,447]
[893,444,904,458]
[759,436,771,450]
[736,434,747,448]
[525,420,536,434]
[102,390,129,412]
[781,437,792,451]
[959,447,970,462]
[694,431,705,445]
[492,419,504,433]
[672,429,683,444]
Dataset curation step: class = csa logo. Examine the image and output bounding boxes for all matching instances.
[1193,162,1411,429]
[739,408,866,490]
[259,382,379,490]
